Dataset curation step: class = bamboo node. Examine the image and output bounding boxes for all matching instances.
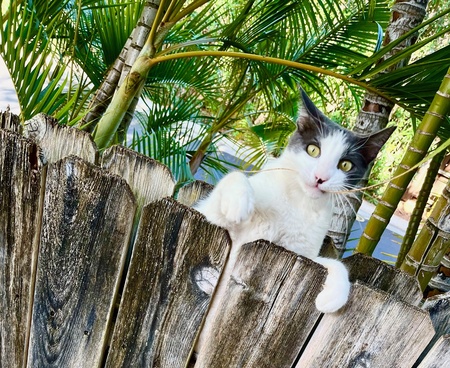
[388,182,405,191]
[419,264,440,273]
[379,200,395,209]
[425,111,444,119]
[408,146,426,155]
[416,128,436,136]
[437,90,450,99]
[372,214,389,223]
[404,254,421,267]
[362,233,377,241]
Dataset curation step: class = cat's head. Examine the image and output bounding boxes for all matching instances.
[286,90,395,198]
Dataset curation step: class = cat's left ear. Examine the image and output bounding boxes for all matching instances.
[360,126,396,164]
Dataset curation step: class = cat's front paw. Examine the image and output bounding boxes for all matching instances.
[313,257,350,313]
[218,173,255,224]
[315,284,349,313]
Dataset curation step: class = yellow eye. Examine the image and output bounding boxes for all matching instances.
[307,144,320,158]
[339,160,353,172]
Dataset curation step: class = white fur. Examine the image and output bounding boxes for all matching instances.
[194,131,351,354]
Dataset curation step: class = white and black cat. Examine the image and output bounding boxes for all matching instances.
[195,90,395,351]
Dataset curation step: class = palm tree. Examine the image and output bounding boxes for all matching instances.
[2,0,450,272]
[328,0,431,251]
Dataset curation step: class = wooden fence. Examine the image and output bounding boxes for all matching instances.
[1,111,449,367]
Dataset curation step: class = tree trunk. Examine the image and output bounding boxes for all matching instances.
[79,0,162,132]
[327,0,429,252]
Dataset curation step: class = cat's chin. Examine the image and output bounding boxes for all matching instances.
[304,185,328,199]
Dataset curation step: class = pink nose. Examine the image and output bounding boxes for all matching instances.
[316,176,328,185]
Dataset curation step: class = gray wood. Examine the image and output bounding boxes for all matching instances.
[101,145,175,211]
[105,198,230,368]
[343,253,422,305]
[177,180,213,207]
[296,281,435,368]
[417,335,450,368]
[27,156,136,368]
[24,113,98,164]
[423,291,450,337]
[0,130,42,368]
[195,241,327,368]
[0,109,21,133]
[416,292,450,363]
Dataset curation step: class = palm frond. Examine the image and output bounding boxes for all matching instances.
[129,127,194,183]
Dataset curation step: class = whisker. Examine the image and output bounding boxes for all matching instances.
[240,161,419,196]
[332,192,349,236]
[243,167,298,174]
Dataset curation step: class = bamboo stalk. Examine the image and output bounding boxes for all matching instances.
[400,178,450,290]
[356,68,450,255]
[396,148,446,267]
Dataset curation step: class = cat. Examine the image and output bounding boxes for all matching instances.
[194,89,395,354]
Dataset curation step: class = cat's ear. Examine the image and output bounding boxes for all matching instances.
[298,89,327,125]
[359,126,396,164]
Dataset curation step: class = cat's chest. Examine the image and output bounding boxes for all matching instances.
[231,194,331,259]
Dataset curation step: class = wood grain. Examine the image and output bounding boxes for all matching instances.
[195,241,327,368]
[177,180,213,207]
[24,113,98,164]
[27,156,136,367]
[417,292,450,363]
[343,253,422,305]
[0,130,42,368]
[417,335,450,368]
[0,109,21,133]
[101,145,175,211]
[296,281,435,368]
[105,198,230,368]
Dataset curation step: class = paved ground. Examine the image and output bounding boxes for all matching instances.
[0,56,407,262]
[346,201,408,263]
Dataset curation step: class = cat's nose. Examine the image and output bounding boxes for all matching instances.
[316,176,327,185]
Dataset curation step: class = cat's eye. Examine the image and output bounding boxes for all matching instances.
[307,144,320,158]
[339,160,353,172]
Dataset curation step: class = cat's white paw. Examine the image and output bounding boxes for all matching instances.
[218,173,255,224]
[313,257,350,313]
[315,284,349,313]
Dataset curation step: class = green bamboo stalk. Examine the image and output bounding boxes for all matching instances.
[400,179,450,290]
[396,148,446,267]
[356,68,450,255]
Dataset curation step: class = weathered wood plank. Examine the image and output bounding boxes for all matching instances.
[177,180,213,207]
[417,292,450,363]
[343,253,422,305]
[0,109,21,133]
[0,130,42,368]
[105,198,230,368]
[24,113,98,164]
[27,156,136,368]
[195,241,327,368]
[296,281,435,368]
[101,145,175,211]
[417,335,450,368]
